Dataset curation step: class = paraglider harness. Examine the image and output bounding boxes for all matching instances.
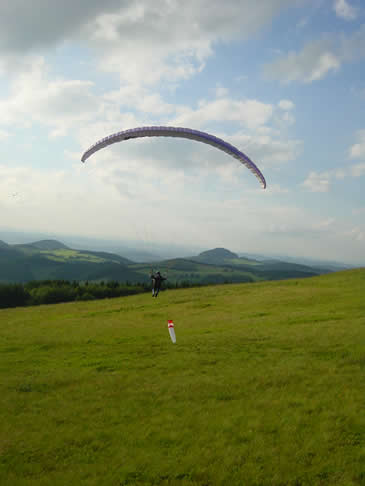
[151,270,167,297]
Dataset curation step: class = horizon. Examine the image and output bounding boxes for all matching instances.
[0,228,361,267]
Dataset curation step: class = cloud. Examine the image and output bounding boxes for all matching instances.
[172,98,274,130]
[278,99,294,110]
[0,1,294,85]
[0,129,10,140]
[302,163,365,192]
[344,226,365,241]
[75,90,300,175]
[215,84,229,98]
[0,163,311,250]
[0,1,123,53]
[352,207,365,215]
[78,91,301,175]
[0,48,301,175]
[302,129,365,191]
[265,26,365,84]
[302,171,331,192]
[0,160,270,247]
[333,0,357,20]
[339,25,365,62]
[0,57,100,136]
[349,129,365,159]
[87,0,296,85]
[103,86,176,117]
[296,17,309,30]
[1,160,363,262]
[351,163,365,177]
[228,133,301,168]
[265,38,340,83]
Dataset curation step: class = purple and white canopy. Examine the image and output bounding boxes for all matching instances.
[81,126,266,189]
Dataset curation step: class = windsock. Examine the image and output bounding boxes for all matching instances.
[168,320,176,343]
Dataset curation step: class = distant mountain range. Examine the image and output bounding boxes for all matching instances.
[238,251,353,272]
[0,239,349,285]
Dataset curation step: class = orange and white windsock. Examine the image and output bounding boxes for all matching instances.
[168,320,176,343]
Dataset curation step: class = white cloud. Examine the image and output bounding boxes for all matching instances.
[351,163,365,177]
[296,17,309,30]
[0,129,10,139]
[302,160,365,193]
[0,1,294,86]
[1,161,363,262]
[77,91,300,175]
[265,26,365,84]
[352,207,365,215]
[0,49,301,175]
[172,98,274,130]
[344,226,365,241]
[339,25,365,62]
[0,1,290,54]
[0,161,272,247]
[349,130,365,159]
[263,210,338,240]
[302,171,330,192]
[228,133,301,168]
[103,86,176,117]
[124,96,302,170]
[215,84,229,98]
[333,0,357,20]
[265,39,340,83]
[234,74,248,82]
[262,184,289,194]
[278,99,294,110]
[281,111,296,126]
[0,57,99,136]
[0,1,124,53]
[312,218,336,231]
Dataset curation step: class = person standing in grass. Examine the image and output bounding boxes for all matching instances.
[151,271,167,297]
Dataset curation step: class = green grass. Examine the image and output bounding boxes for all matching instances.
[0,270,364,485]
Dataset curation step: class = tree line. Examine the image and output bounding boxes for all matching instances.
[0,278,211,309]
[0,280,150,309]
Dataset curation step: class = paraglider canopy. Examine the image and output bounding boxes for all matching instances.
[81,126,266,189]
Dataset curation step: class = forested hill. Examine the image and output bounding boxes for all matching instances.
[0,239,347,284]
[0,240,11,249]
[0,239,141,284]
[20,240,70,250]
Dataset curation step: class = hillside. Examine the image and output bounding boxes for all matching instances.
[0,269,364,485]
[0,239,139,283]
[195,247,240,263]
[134,252,324,285]
[0,239,344,284]
[28,239,70,250]
[0,240,10,249]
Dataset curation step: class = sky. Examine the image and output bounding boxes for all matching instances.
[0,0,364,264]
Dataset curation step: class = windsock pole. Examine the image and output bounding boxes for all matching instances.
[168,320,176,343]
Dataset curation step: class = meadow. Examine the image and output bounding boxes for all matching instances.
[0,270,364,485]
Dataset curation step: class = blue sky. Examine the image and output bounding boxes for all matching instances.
[0,0,364,263]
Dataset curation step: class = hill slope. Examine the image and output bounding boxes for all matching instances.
[0,269,364,485]
[0,239,139,283]
[195,247,240,263]
[28,239,70,250]
[0,239,349,284]
[0,240,10,249]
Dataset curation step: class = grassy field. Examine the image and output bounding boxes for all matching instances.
[0,270,364,485]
